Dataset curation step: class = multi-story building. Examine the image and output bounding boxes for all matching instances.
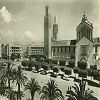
[28,42,44,57]
[4,43,22,59]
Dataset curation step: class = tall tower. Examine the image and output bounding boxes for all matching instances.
[76,12,93,41]
[44,5,51,58]
[53,16,58,41]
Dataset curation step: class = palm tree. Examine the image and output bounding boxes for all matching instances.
[0,79,17,100]
[0,79,8,96]
[5,88,17,100]
[24,78,41,100]
[40,79,64,100]
[66,80,98,100]
[0,62,14,100]
[12,65,28,100]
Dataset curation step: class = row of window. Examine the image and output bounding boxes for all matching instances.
[31,47,44,49]
[31,50,44,52]
[53,46,75,53]
[78,27,92,40]
[11,47,20,49]
[11,50,21,52]
[30,51,43,52]
[31,49,44,51]
[10,53,21,55]
[52,54,70,58]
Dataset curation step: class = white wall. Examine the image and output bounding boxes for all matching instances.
[75,37,94,68]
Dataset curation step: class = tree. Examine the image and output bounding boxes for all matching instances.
[0,79,8,96]
[16,53,21,61]
[34,62,41,73]
[12,66,28,100]
[21,60,28,69]
[10,53,16,61]
[41,62,49,74]
[93,70,100,85]
[78,69,87,80]
[24,78,41,100]
[68,60,75,68]
[66,80,98,100]
[0,62,14,100]
[23,47,29,58]
[78,61,87,70]
[6,88,17,100]
[60,67,65,72]
[52,59,58,65]
[59,60,66,66]
[64,68,72,76]
[73,67,79,78]
[27,61,34,71]
[87,68,94,80]
[50,63,56,70]
[90,65,97,70]
[0,78,17,100]
[53,67,59,75]
[40,79,64,100]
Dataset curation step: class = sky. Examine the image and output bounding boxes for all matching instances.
[0,0,99,44]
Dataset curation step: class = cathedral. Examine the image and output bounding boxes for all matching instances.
[43,5,100,69]
[26,5,100,69]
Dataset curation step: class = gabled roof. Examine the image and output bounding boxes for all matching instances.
[52,40,71,46]
[76,12,93,30]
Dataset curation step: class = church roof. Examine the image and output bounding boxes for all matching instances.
[52,39,76,46]
[76,12,93,30]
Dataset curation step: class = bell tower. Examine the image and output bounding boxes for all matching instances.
[44,5,51,58]
[76,12,93,41]
[52,16,58,41]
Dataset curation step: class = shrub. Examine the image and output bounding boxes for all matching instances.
[87,68,93,76]
[52,59,58,65]
[64,68,72,75]
[73,67,79,74]
[90,65,97,70]
[41,62,49,71]
[59,60,66,66]
[78,61,87,70]
[21,60,28,67]
[78,69,87,78]
[68,60,75,68]
[53,67,59,73]
[60,67,65,72]
[50,63,56,70]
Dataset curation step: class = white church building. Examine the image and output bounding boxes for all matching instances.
[27,6,100,69]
